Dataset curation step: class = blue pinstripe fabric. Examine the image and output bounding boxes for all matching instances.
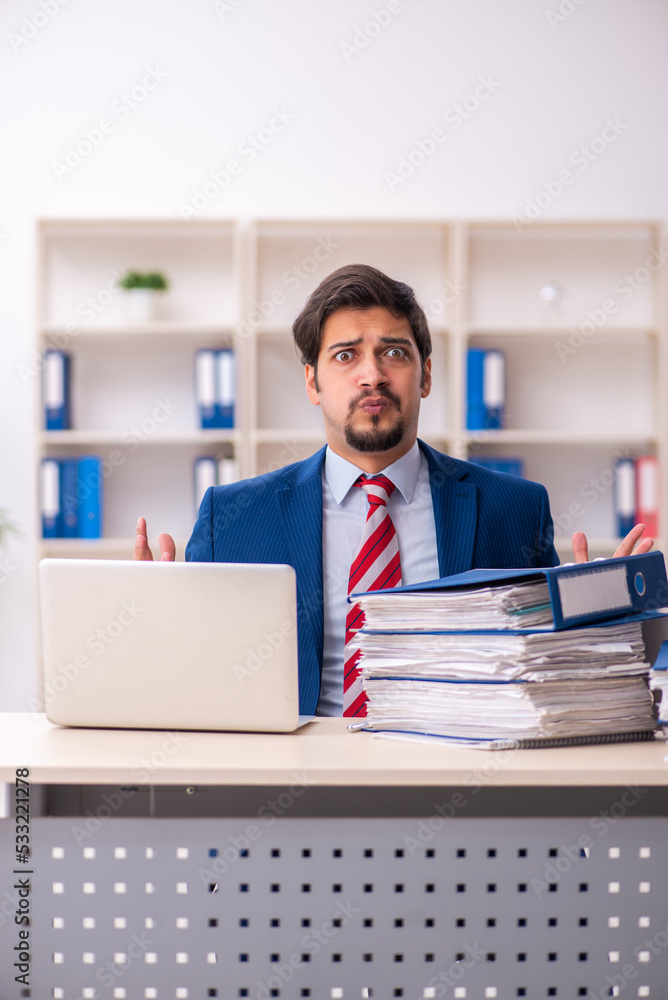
[186,441,559,715]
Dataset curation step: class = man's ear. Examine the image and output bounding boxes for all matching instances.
[421,357,432,399]
[305,364,320,405]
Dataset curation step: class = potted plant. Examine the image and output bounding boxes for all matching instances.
[117,271,169,323]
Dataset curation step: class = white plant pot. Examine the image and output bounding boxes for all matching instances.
[122,288,159,323]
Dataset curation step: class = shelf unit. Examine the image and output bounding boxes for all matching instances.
[37,218,666,561]
[36,219,244,559]
[460,220,666,558]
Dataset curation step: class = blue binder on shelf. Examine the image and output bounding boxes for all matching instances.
[193,456,217,515]
[466,348,485,430]
[216,348,235,428]
[44,350,71,430]
[466,348,505,430]
[482,349,505,429]
[60,458,79,538]
[77,456,102,539]
[614,457,636,537]
[41,459,61,538]
[353,550,668,631]
[194,349,218,429]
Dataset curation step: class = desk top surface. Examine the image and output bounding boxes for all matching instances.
[1,713,667,787]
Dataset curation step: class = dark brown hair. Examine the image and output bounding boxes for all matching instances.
[292,263,432,372]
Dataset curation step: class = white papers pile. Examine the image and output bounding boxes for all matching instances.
[356,580,555,630]
[357,602,656,746]
[362,676,654,742]
[358,621,648,683]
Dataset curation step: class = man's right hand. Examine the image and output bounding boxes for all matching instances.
[134,517,176,562]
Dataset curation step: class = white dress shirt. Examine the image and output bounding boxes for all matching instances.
[317,441,440,715]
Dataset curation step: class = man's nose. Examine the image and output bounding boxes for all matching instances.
[357,354,388,387]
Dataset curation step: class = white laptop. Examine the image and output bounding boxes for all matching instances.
[39,559,303,732]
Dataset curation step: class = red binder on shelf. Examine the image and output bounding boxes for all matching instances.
[636,456,659,538]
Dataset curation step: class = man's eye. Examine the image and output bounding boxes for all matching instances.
[334,350,354,362]
[387,348,407,358]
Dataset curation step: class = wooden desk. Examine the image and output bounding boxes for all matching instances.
[1,713,667,998]
[1,712,668,787]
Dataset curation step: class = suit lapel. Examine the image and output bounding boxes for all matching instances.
[421,441,478,576]
[276,449,325,665]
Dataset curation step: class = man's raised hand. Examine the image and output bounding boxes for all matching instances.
[134,517,176,562]
[571,523,654,564]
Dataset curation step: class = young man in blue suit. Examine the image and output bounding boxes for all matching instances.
[135,264,652,715]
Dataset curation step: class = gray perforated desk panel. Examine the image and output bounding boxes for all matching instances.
[1,714,667,1000]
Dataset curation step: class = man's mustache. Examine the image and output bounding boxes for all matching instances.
[347,387,402,416]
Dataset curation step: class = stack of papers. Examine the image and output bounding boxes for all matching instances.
[351,558,667,748]
[359,622,656,744]
[357,581,555,631]
[361,676,654,743]
[358,621,648,682]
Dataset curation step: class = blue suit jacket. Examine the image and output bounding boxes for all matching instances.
[186,441,559,714]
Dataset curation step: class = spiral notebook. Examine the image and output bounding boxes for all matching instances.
[350,727,659,751]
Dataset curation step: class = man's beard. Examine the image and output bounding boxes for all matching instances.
[344,419,406,453]
[343,388,405,453]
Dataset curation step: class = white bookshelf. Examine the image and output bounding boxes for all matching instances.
[36,219,244,560]
[37,218,666,562]
[460,220,666,559]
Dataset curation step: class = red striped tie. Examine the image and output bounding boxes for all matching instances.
[343,474,402,717]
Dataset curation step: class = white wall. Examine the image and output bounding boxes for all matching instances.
[1,0,667,709]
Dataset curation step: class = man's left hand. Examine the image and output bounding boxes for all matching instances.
[572,523,654,563]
